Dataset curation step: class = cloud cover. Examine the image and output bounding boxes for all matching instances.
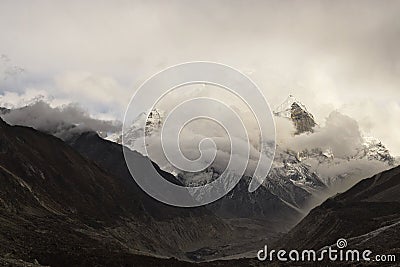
[1,101,121,139]
[0,0,399,154]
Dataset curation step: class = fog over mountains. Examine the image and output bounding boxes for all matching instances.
[2,95,396,212]
[1,95,397,263]
[106,95,395,201]
[2,1,400,156]
[1,1,399,265]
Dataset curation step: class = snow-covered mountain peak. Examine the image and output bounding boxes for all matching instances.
[105,108,165,145]
[102,96,395,212]
[356,136,395,165]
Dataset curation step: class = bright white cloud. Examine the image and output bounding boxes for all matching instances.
[1,101,122,139]
[0,0,399,154]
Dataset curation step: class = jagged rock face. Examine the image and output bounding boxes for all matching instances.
[355,137,396,166]
[265,148,326,209]
[174,147,326,223]
[106,108,164,144]
[274,95,316,134]
[145,109,163,136]
[290,102,316,134]
[177,167,220,186]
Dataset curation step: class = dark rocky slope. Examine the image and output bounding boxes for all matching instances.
[277,165,400,258]
[67,132,305,261]
[0,118,230,266]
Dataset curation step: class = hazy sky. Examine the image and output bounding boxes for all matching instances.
[0,0,399,154]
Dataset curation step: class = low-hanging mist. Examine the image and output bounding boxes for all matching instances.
[0,96,395,198]
[126,97,394,193]
[1,100,122,140]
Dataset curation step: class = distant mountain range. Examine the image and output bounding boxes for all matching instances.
[0,96,398,266]
[105,95,395,224]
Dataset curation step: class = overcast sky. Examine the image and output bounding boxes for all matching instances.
[0,0,399,155]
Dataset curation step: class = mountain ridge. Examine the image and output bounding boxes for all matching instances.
[0,118,234,265]
[277,164,400,257]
